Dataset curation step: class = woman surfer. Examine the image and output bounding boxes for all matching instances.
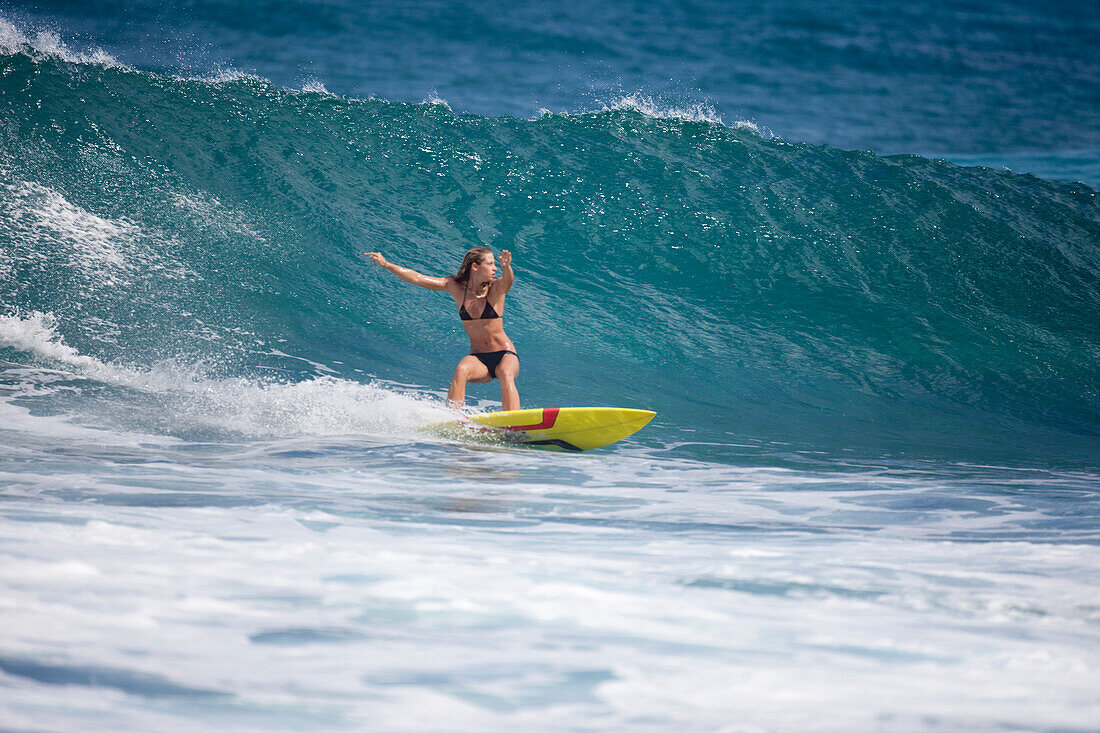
[364,247,519,411]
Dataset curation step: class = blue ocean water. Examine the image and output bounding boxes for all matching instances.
[1,3,1098,731]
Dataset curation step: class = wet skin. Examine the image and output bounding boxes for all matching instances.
[364,249,519,410]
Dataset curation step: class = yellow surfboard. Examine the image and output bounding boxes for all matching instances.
[460,406,656,451]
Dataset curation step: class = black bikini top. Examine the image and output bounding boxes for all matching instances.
[459,281,501,321]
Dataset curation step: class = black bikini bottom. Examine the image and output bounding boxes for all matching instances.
[473,350,518,380]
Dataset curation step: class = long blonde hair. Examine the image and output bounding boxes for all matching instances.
[454,246,492,284]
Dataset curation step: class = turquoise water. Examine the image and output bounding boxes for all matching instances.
[1,8,1099,732]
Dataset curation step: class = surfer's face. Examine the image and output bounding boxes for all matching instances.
[473,253,496,280]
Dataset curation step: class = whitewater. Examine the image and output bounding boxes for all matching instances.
[1,6,1099,732]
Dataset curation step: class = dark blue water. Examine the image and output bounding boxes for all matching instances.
[5,0,1099,177]
[1,4,1098,731]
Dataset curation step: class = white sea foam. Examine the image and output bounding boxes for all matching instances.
[0,312,106,373]
[601,94,773,137]
[0,177,132,270]
[0,453,1097,731]
[0,311,451,439]
[423,92,454,111]
[537,95,773,137]
[191,67,268,85]
[300,79,333,95]
[0,16,124,68]
[603,93,726,124]
[0,174,204,306]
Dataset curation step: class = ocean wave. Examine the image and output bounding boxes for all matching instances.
[0,39,1097,458]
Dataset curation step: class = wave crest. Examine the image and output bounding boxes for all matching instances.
[0,17,123,68]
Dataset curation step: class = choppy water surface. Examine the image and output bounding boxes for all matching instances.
[4,401,1098,731]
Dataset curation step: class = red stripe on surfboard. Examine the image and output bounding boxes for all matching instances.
[504,407,559,431]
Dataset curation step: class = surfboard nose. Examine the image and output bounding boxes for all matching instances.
[464,406,657,451]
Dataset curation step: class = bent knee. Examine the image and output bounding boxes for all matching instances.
[456,361,492,383]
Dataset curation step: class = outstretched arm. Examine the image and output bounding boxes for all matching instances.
[497,249,514,294]
[364,252,448,291]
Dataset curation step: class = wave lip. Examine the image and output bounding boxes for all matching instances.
[535,94,772,137]
[0,17,123,68]
[600,94,769,135]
